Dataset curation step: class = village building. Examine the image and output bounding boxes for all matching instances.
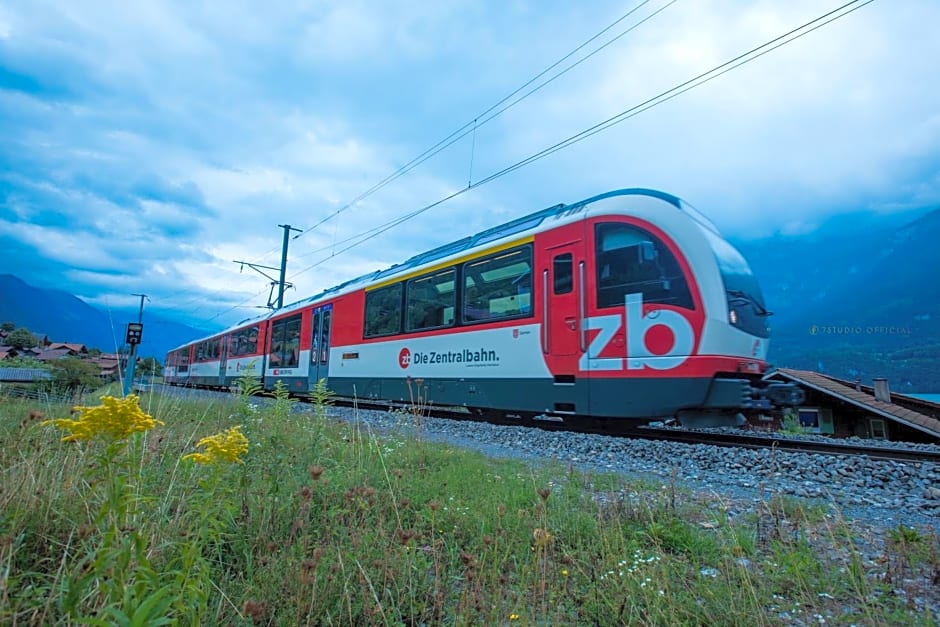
[762,368,940,444]
[46,342,88,354]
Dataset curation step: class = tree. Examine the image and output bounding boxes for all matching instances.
[139,356,163,377]
[49,356,102,392]
[3,356,49,370]
[6,327,38,350]
[1,321,14,332]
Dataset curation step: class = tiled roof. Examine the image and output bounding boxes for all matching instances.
[812,373,940,419]
[35,348,73,361]
[90,357,120,366]
[770,368,940,439]
[47,343,87,352]
[0,367,52,382]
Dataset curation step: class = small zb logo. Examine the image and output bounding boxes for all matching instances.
[578,293,694,371]
[398,347,411,369]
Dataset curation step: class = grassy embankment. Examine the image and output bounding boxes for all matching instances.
[1,381,938,625]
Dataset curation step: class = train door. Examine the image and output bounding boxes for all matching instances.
[543,245,583,357]
[539,220,588,415]
[308,304,333,389]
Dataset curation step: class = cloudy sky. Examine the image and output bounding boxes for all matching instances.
[2,0,938,328]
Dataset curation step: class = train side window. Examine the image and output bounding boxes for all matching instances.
[462,246,533,323]
[247,327,258,354]
[406,268,456,332]
[553,253,573,295]
[365,283,404,337]
[594,223,693,310]
[270,314,302,368]
[178,350,189,372]
[310,310,321,364]
[320,309,331,364]
[232,326,259,357]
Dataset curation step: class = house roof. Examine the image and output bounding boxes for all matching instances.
[90,355,120,365]
[768,368,940,439]
[47,342,87,353]
[35,348,74,361]
[0,367,52,382]
[89,355,121,375]
[814,373,940,419]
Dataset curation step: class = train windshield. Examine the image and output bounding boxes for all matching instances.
[700,227,771,339]
[594,223,694,310]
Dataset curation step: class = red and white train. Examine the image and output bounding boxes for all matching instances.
[165,188,802,427]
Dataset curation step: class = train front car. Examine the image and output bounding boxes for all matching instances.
[560,189,802,427]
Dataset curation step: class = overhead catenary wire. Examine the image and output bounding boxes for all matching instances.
[290,0,673,245]
[472,0,876,187]
[152,1,673,319]
[284,0,874,286]
[187,0,872,325]
[204,289,273,323]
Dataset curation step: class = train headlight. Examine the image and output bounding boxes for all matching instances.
[729,309,738,325]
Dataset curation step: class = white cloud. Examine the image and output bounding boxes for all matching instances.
[0,6,11,40]
[2,0,938,328]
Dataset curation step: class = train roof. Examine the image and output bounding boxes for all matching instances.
[277,188,716,311]
[168,188,719,351]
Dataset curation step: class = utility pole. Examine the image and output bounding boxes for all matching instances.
[276,224,301,309]
[122,293,148,397]
[234,223,302,310]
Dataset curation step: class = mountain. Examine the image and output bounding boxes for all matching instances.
[732,207,940,393]
[0,274,220,360]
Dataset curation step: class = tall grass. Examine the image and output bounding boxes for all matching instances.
[1,386,937,625]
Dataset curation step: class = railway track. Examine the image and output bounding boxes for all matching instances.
[627,426,940,464]
[327,397,940,465]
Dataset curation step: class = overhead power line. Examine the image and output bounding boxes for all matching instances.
[191,0,872,325]
[291,0,676,246]
[286,0,874,285]
[153,1,674,318]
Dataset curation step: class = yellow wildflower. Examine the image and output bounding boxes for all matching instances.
[509,614,520,621]
[561,568,569,576]
[183,426,249,464]
[42,395,162,442]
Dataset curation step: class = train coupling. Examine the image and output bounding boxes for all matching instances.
[754,382,805,407]
[703,378,803,410]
